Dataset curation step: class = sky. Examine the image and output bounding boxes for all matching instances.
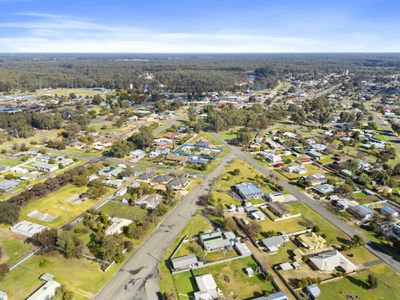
[0,0,399,53]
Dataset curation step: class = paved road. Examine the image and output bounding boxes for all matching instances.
[94,152,235,300]
[215,133,400,274]
[370,110,400,150]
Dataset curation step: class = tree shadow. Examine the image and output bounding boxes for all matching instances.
[348,275,369,290]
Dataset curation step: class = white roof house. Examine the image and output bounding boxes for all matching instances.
[11,221,49,238]
[31,162,59,172]
[27,280,60,300]
[136,194,163,210]
[309,250,357,273]
[194,274,222,300]
[0,290,7,300]
[105,217,133,235]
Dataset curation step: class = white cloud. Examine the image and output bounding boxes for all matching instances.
[0,13,398,52]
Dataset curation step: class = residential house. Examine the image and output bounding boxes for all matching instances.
[306,284,321,299]
[194,274,223,300]
[285,164,307,174]
[266,192,285,202]
[153,174,174,185]
[98,165,125,179]
[381,206,399,218]
[235,182,263,200]
[261,235,288,252]
[137,172,157,182]
[105,179,123,188]
[268,202,291,218]
[347,205,375,221]
[31,162,58,172]
[265,153,282,163]
[0,179,19,191]
[234,242,252,256]
[304,173,327,186]
[165,153,189,165]
[169,177,190,190]
[308,250,357,272]
[136,194,163,210]
[199,231,230,252]
[170,254,202,271]
[313,184,336,196]
[106,217,133,235]
[130,149,146,160]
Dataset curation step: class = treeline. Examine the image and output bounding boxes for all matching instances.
[1,54,399,93]
[0,112,63,138]
[196,103,287,132]
[0,106,90,138]
[0,165,86,224]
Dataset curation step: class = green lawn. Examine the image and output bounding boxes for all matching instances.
[35,88,107,98]
[0,157,22,167]
[173,256,276,299]
[350,192,380,204]
[341,247,378,266]
[0,226,35,266]
[0,253,124,300]
[319,264,400,300]
[287,203,348,245]
[210,191,241,208]
[19,184,93,228]
[99,201,148,221]
[213,159,269,191]
[252,215,307,240]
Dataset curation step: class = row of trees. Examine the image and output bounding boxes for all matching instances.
[0,165,86,224]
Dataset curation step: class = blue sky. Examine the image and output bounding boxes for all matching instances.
[0,0,399,52]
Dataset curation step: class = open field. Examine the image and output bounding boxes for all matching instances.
[34,88,108,98]
[0,225,35,266]
[99,200,148,220]
[19,184,93,228]
[319,264,400,300]
[0,252,123,300]
[0,157,22,167]
[173,256,275,299]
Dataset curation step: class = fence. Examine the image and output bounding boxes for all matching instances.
[9,248,39,271]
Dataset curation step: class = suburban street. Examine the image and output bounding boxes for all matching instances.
[94,152,235,300]
[215,133,400,274]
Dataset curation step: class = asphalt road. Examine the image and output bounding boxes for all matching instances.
[94,152,234,300]
[216,133,400,274]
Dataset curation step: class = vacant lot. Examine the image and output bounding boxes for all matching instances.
[0,157,22,167]
[253,215,307,239]
[0,225,35,266]
[99,201,147,221]
[319,264,400,300]
[213,159,273,193]
[19,184,93,228]
[173,256,275,299]
[287,203,348,245]
[0,252,127,300]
